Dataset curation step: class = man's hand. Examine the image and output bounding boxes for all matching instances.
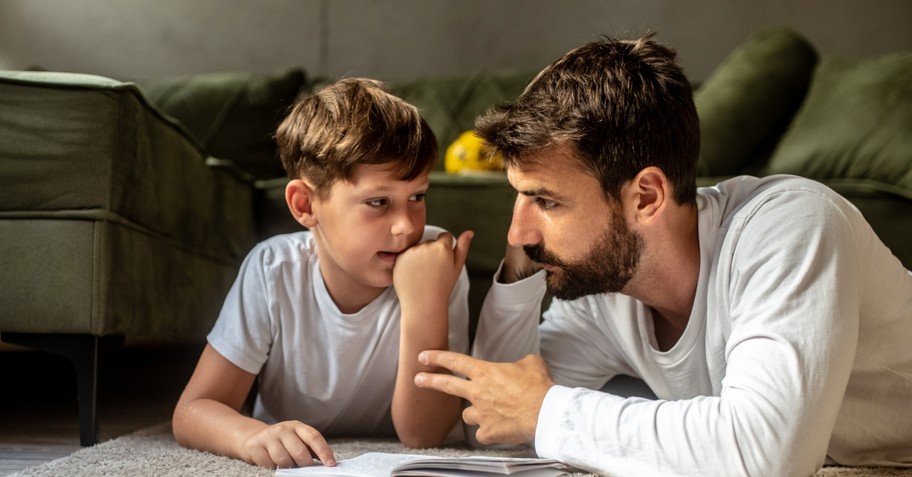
[393,231,473,314]
[500,243,542,283]
[414,351,555,445]
[241,420,335,469]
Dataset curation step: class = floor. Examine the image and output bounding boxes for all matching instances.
[0,338,204,476]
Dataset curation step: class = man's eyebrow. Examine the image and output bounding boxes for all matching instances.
[519,187,559,198]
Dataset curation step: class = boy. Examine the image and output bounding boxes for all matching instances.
[172,78,473,469]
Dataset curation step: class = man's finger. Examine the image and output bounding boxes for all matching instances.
[415,371,473,400]
[418,350,482,377]
[462,405,480,426]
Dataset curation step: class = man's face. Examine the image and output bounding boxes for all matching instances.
[506,146,644,300]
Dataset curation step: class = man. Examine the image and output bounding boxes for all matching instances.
[413,34,912,476]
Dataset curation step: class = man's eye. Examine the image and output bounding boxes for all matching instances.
[536,197,557,210]
[366,198,388,207]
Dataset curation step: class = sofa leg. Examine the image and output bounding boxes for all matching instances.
[0,332,123,446]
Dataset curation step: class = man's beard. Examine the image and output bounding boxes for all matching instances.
[523,209,644,301]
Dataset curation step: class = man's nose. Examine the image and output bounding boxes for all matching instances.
[507,195,541,247]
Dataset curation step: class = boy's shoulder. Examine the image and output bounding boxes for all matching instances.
[248,230,316,267]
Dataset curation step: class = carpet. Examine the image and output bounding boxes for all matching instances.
[11,423,912,477]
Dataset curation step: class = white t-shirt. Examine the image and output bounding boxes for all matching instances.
[474,175,912,476]
[209,225,470,437]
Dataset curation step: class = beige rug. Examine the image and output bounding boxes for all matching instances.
[11,423,911,477]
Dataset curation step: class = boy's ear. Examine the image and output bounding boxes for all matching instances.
[285,179,319,228]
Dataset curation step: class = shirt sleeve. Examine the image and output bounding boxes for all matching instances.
[471,263,547,362]
[207,243,275,375]
[535,188,862,477]
[474,263,638,387]
[447,265,471,355]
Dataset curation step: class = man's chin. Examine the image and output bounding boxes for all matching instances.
[545,271,619,301]
[544,272,581,301]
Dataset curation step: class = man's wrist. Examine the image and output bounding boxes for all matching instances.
[498,262,539,284]
[533,385,569,458]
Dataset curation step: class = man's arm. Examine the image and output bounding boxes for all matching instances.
[472,244,547,362]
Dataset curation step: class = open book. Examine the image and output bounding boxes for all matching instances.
[275,452,570,477]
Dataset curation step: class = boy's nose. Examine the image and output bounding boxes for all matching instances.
[391,210,416,237]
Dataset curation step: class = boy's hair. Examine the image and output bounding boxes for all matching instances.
[276,77,438,197]
[475,34,700,205]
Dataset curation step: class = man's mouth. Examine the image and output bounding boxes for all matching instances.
[523,244,562,268]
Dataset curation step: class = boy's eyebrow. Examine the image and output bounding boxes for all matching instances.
[359,181,430,195]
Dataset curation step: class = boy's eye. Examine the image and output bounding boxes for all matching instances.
[409,193,427,203]
[365,198,388,208]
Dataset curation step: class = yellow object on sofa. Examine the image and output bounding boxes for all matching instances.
[444,130,504,174]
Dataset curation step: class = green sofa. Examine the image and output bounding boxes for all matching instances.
[1,26,909,445]
[0,71,263,445]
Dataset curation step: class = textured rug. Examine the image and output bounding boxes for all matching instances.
[11,423,911,477]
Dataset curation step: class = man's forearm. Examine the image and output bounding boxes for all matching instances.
[472,264,546,362]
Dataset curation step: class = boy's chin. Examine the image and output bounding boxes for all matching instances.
[367,271,395,289]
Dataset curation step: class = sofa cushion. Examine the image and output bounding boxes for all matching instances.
[387,70,536,169]
[694,26,818,176]
[136,69,306,181]
[763,53,912,196]
[823,180,912,269]
[0,71,256,260]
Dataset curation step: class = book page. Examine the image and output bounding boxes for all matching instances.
[275,452,439,477]
[275,453,570,477]
[393,456,568,476]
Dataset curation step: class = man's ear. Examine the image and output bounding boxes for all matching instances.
[624,167,669,224]
[286,179,319,228]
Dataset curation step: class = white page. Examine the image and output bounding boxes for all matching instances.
[275,452,439,477]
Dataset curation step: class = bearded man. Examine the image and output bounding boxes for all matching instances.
[414,34,912,477]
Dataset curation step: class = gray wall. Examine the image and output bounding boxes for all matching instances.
[1,0,910,83]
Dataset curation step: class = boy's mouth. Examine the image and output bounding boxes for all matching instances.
[377,251,401,263]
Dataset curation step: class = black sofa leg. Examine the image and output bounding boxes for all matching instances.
[1,332,123,446]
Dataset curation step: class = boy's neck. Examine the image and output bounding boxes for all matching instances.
[319,265,387,315]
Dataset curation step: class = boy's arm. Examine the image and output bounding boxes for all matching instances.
[391,231,473,448]
[172,344,335,468]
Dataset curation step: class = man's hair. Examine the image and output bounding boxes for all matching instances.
[475,34,699,205]
[276,77,438,197]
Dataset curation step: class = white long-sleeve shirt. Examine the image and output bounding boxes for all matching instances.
[473,175,912,476]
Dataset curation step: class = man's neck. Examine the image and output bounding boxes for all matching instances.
[650,308,689,352]
[628,204,700,351]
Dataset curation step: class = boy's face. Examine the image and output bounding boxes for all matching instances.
[310,163,429,306]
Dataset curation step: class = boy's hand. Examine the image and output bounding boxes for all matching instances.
[242,420,336,469]
[393,230,473,313]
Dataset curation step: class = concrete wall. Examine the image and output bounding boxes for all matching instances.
[1,0,910,83]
